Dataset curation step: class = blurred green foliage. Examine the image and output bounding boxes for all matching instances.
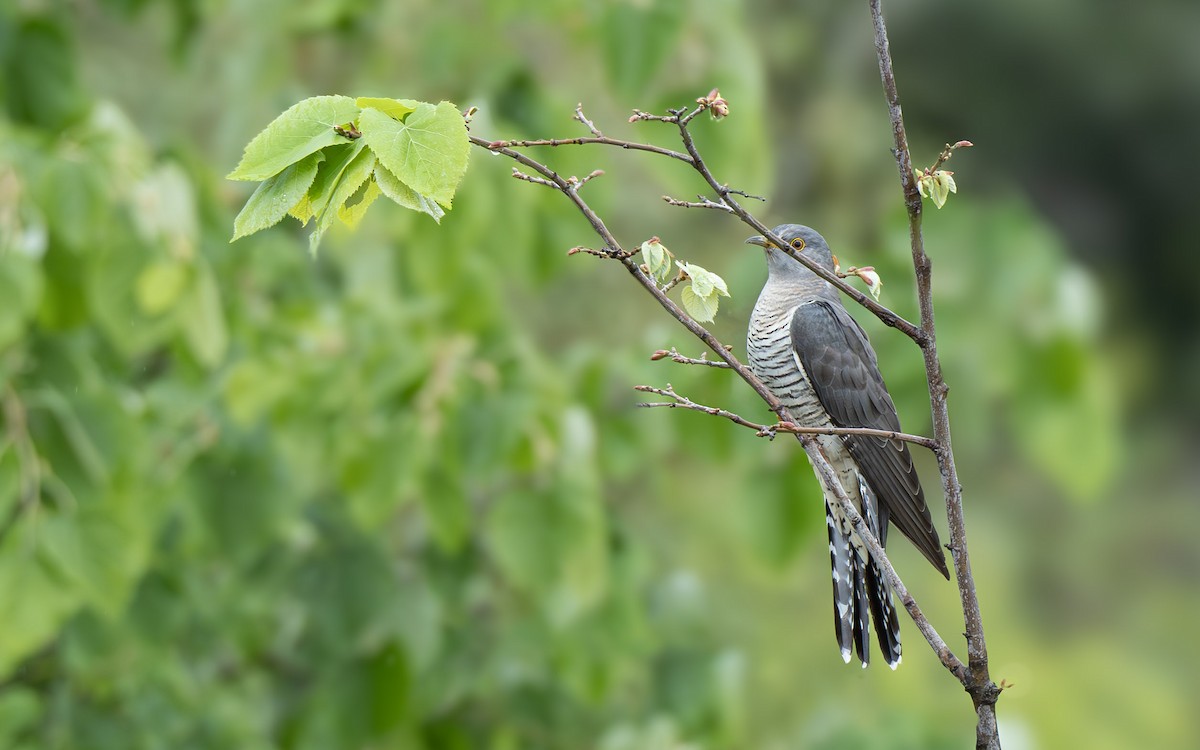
[0,1,1195,749]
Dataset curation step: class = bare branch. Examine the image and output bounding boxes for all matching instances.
[573,103,603,136]
[650,347,733,368]
[634,384,938,450]
[725,187,765,201]
[484,134,692,164]
[511,168,557,190]
[634,384,779,436]
[870,0,1000,744]
[927,140,973,175]
[662,195,735,213]
[568,245,625,259]
[573,169,605,187]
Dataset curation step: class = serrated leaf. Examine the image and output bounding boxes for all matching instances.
[227,95,361,181]
[681,283,720,323]
[360,101,469,208]
[289,194,314,224]
[231,151,322,240]
[374,163,445,223]
[337,178,382,230]
[354,97,418,120]
[679,262,729,299]
[309,148,376,255]
[302,140,367,223]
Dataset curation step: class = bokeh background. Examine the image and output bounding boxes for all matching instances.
[1,1,1197,748]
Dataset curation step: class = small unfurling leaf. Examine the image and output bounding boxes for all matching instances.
[853,266,883,300]
[922,169,957,209]
[641,237,673,284]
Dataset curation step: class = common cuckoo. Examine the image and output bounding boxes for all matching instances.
[746,224,949,668]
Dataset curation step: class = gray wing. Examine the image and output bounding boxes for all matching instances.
[790,299,949,578]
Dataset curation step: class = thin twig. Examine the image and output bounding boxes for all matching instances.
[634,384,938,450]
[927,140,972,175]
[724,187,766,201]
[511,169,557,189]
[650,347,733,368]
[568,245,629,259]
[572,169,605,187]
[659,273,685,294]
[662,195,735,213]
[573,103,603,136]
[484,134,692,164]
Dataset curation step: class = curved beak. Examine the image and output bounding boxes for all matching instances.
[744,235,769,248]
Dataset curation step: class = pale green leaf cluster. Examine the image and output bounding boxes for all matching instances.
[918,169,957,209]
[640,240,732,323]
[228,95,469,253]
[641,237,674,284]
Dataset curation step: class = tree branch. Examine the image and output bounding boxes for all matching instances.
[650,347,733,368]
[634,384,939,450]
[870,0,1000,746]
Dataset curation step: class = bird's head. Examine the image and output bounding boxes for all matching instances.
[745,224,835,279]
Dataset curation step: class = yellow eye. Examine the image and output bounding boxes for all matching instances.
[790,237,806,250]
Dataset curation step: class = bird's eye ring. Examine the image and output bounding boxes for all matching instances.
[790,237,806,250]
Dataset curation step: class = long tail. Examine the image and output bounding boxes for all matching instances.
[826,497,902,668]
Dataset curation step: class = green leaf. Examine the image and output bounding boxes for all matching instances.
[679,262,729,298]
[359,101,469,208]
[642,238,673,284]
[309,148,376,255]
[337,178,383,230]
[354,97,418,120]
[296,140,368,226]
[374,164,445,223]
[231,151,322,240]
[227,95,361,181]
[924,170,956,209]
[307,147,372,255]
[681,284,720,323]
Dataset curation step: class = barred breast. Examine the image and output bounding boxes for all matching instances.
[746,300,830,427]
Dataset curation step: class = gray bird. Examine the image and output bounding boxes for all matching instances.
[746,224,949,669]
